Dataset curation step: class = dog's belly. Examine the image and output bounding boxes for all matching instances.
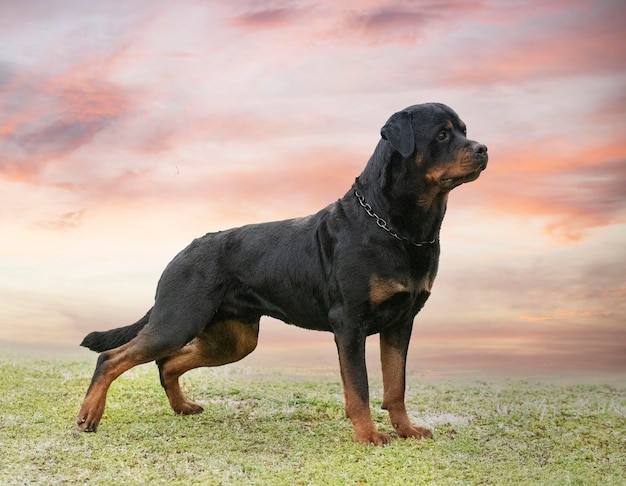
[219,284,333,332]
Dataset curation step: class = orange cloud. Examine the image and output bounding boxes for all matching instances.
[518,310,613,321]
[34,209,86,231]
[50,76,134,122]
[475,140,626,241]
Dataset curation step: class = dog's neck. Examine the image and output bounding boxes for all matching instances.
[353,140,448,244]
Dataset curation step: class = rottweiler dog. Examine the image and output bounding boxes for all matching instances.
[78,102,488,445]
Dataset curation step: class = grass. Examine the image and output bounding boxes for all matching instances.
[0,355,625,485]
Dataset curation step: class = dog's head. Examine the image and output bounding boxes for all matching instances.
[381,103,488,192]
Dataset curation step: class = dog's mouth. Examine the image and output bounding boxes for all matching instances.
[440,157,488,189]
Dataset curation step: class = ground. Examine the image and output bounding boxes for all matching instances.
[1,354,624,485]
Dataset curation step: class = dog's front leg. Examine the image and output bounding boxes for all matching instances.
[334,330,389,446]
[380,322,433,440]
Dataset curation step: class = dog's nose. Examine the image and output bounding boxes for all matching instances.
[474,143,487,155]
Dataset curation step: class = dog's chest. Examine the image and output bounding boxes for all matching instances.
[362,272,433,334]
[369,272,433,307]
[369,246,438,300]
[362,248,439,330]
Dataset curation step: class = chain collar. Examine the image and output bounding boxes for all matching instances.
[353,188,438,247]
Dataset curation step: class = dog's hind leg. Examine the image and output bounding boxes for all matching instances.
[77,278,225,432]
[156,319,260,415]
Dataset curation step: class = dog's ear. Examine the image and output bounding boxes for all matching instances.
[381,111,415,158]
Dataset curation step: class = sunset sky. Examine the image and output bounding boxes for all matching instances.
[1,0,624,375]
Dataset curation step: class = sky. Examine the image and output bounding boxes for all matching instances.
[1,0,625,376]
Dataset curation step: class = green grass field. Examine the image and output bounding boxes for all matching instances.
[0,355,624,485]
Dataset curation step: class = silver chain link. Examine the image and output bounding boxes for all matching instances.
[354,190,438,247]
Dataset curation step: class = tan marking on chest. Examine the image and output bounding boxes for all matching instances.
[369,275,412,306]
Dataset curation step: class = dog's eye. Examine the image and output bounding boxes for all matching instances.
[437,130,448,141]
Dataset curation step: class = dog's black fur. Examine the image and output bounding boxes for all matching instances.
[78,103,488,445]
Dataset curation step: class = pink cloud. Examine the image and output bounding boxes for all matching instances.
[334,1,489,45]
[410,314,626,372]
[209,149,363,204]
[231,6,308,29]
[1,0,624,376]
[226,1,490,47]
[51,76,133,121]
[125,148,365,221]
[435,1,625,85]
[254,313,626,373]
[588,91,626,124]
[0,68,138,183]
[347,5,433,31]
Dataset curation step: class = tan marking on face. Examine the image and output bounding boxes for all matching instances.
[425,165,450,184]
[369,275,411,306]
[424,143,472,185]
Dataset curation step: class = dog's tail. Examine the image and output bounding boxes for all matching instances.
[80,309,152,353]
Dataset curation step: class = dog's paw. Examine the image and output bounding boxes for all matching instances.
[396,423,433,440]
[355,429,390,446]
[76,409,101,433]
[77,417,97,432]
[173,400,204,415]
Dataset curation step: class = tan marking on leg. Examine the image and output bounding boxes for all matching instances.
[159,320,259,414]
[77,342,150,432]
[158,342,207,415]
[380,338,432,440]
[341,376,389,446]
[336,341,389,446]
